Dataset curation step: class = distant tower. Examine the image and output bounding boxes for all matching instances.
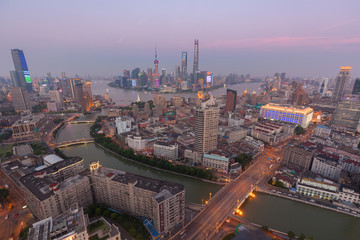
[352,78,360,95]
[181,51,188,81]
[193,39,199,84]
[333,66,352,103]
[319,78,328,96]
[152,47,160,89]
[272,73,281,90]
[175,65,181,83]
[225,89,237,112]
[10,49,32,92]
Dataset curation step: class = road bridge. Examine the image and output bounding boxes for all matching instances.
[171,149,277,240]
[55,138,94,148]
[68,120,95,124]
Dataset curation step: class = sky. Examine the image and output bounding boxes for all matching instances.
[1,0,360,79]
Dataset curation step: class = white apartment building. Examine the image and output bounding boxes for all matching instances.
[296,177,339,201]
[311,155,342,181]
[126,135,147,151]
[115,117,132,134]
[154,141,178,160]
[202,153,229,172]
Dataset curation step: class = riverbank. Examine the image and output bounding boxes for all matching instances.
[108,82,224,94]
[95,143,225,185]
[256,188,360,218]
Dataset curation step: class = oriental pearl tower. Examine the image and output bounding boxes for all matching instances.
[152,47,160,89]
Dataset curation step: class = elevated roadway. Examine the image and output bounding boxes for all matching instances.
[171,149,277,240]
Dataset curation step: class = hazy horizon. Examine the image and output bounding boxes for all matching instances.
[1,0,360,78]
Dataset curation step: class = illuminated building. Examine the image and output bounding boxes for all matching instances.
[181,51,187,81]
[175,65,180,83]
[75,82,94,112]
[352,78,360,95]
[332,66,352,102]
[193,39,199,84]
[272,73,281,90]
[10,49,32,92]
[260,104,314,127]
[206,72,213,87]
[195,95,220,153]
[225,89,237,112]
[152,47,160,89]
[197,91,204,99]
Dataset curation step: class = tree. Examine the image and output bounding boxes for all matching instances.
[0,189,9,200]
[287,230,296,238]
[299,233,306,240]
[129,227,137,237]
[110,212,118,220]
[234,153,253,169]
[94,208,102,216]
[294,126,305,135]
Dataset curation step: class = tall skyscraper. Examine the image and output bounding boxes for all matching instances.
[331,95,360,132]
[10,49,32,92]
[280,72,286,84]
[225,89,237,112]
[193,39,199,84]
[319,77,328,96]
[195,95,219,154]
[175,65,181,83]
[10,87,31,112]
[272,73,281,90]
[332,66,352,103]
[152,47,160,89]
[292,83,309,106]
[181,51,188,81]
[352,78,360,95]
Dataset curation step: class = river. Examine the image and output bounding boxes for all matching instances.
[91,80,263,105]
[56,123,222,204]
[242,192,360,240]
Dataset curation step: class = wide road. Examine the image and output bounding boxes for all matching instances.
[172,148,278,240]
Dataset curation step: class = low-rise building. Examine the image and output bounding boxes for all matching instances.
[126,135,148,151]
[202,153,229,172]
[115,117,132,134]
[311,154,342,181]
[154,141,178,160]
[244,136,264,151]
[314,125,331,138]
[28,204,89,240]
[184,149,202,164]
[338,185,360,204]
[11,114,45,142]
[296,177,339,201]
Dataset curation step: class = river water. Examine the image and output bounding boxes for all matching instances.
[242,192,360,240]
[56,123,222,204]
[91,80,263,105]
[55,81,360,239]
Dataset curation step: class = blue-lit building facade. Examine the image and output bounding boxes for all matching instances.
[260,104,314,127]
[11,49,32,92]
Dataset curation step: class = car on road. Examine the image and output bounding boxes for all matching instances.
[5,214,8,219]
[309,199,315,203]
[14,214,18,218]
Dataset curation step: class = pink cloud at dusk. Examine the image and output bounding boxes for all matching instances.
[203,35,360,50]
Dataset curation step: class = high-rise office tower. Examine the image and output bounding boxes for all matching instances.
[280,72,286,84]
[152,48,160,89]
[9,87,31,112]
[225,89,237,112]
[10,49,32,92]
[175,65,181,83]
[68,78,81,98]
[352,78,360,95]
[181,51,188,81]
[195,95,219,153]
[147,68,153,83]
[332,66,352,102]
[319,77,328,96]
[272,73,281,90]
[123,69,130,79]
[61,72,67,79]
[193,40,199,84]
[331,95,360,132]
[292,83,309,106]
[131,68,140,79]
[50,90,65,107]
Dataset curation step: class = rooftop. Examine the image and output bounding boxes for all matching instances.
[13,114,45,125]
[13,144,33,157]
[43,154,64,166]
[20,157,84,201]
[92,167,184,203]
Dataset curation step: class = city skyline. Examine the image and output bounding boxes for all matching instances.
[1,1,360,78]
